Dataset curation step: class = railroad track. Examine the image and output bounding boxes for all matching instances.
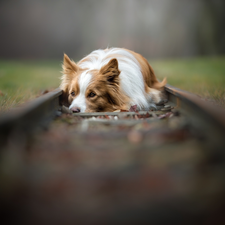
[0,85,225,225]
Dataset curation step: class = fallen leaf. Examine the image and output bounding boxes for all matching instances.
[129,105,138,112]
[158,112,173,119]
[105,115,110,119]
[137,112,151,119]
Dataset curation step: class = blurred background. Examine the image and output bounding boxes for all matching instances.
[1,2,225,224]
[0,0,225,111]
[0,0,225,60]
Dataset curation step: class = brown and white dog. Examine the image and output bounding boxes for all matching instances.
[60,48,167,112]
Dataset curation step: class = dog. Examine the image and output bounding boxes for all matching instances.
[60,48,167,113]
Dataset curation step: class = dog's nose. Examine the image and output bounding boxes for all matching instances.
[71,107,81,113]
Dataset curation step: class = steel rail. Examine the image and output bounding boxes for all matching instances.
[165,84,225,145]
[0,88,62,146]
[165,84,225,129]
[0,85,225,147]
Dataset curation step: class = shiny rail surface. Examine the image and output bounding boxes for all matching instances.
[0,85,225,225]
[0,88,62,146]
[165,84,225,151]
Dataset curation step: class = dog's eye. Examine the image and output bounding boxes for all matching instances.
[71,91,75,97]
[88,92,96,98]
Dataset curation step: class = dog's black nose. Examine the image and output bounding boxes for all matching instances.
[71,107,81,113]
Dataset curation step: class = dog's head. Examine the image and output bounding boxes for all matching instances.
[60,54,125,112]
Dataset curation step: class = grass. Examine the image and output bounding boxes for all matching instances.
[0,56,224,111]
[0,60,61,111]
[151,56,225,107]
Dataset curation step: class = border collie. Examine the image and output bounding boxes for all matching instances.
[60,48,167,112]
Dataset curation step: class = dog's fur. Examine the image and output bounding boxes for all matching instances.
[60,48,167,112]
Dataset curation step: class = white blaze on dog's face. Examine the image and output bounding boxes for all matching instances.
[69,71,92,112]
[60,54,123,113]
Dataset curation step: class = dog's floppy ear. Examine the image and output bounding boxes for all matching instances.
[100,58,120,83]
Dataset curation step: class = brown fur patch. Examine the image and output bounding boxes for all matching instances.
[60,49,167,111]
[127,49,167,91]
[84,59,130,112]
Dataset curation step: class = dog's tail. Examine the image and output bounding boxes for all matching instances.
[152,77,167,90]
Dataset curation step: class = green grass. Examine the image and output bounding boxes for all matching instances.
[151,56,225,106]
[0,57,225,111]
[0,61,61,111]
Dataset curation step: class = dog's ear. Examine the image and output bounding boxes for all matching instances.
[100,58,120,83]
[62,54,78,75]
[60,54,79,106]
